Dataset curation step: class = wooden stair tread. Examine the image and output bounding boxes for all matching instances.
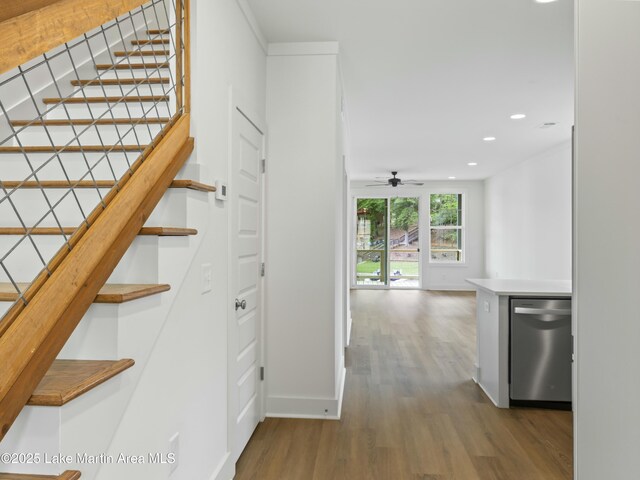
[0,145,146,153]
[28,359,135,406]
[70,77,169,86]
[0,471,81,480]
[114,50,170,57]
[2,179,215,192]
[11,118,170,127]
[95,63,169,70]
[0,227,197,236]
[132,39,169,45]
[167,180,216,192]
[0,283,170,303]
[43,95,169,104]
[147,29,170,35]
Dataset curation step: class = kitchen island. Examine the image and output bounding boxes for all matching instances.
[466,278,572,408]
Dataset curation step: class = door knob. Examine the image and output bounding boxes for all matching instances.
[235,298,247,311]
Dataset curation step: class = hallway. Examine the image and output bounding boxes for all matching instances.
[235,290,573,479]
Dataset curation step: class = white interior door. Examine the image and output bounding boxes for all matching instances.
[229,107,264,463]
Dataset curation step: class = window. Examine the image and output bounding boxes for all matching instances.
[429,193,463,263]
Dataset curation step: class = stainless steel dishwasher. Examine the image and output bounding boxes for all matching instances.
[510,298,572,409]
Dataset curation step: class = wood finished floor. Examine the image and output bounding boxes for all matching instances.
[235,290,573,480]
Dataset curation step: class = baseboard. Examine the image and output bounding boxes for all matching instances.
[336,366,347,419]
[210,451,234,480]
[477,381,502,408]
[266,386,344,420]
[426,285,476,292]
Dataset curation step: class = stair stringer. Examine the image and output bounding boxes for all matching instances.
[0,171,209,479]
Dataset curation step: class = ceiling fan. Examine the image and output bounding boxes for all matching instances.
[366,171,424,187]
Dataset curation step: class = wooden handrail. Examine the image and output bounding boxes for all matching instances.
[0,114,179,338]
[0,0,59,23]
[0,115,193,441]
[0,0,193,443]
[0,0,149,75]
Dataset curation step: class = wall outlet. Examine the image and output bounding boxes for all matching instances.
[169,432,179,474]
[201,263,212,294]
[483,300,490,313]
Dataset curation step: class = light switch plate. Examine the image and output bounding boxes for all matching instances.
[483,300,490,313]
[201,263,212,294]
[215,180,228,200]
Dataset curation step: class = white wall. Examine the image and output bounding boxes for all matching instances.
[91,1,267,479]
[574,1,640,478]
[484,142,572,281]
[264,43,346,418]
[350,180,485,291]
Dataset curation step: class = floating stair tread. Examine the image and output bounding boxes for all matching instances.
[2,179,215,192]
[0,283,170,303]
[11,118,169,126]
[132,39,169,45]
[0,145,146,153]
[0,227,197,236]
[70,77,169,86]
[95,63,169,70]
[147,29,170,35]
[43,95,169,104]
[28,359,135,406]
[169,180,216,192]
[0,471,81,480]
[114,50,170,57]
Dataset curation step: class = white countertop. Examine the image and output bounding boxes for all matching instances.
[466,278,572,296]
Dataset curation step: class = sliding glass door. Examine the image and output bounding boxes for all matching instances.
[389,197,420,288]
[355,199,387,285]
[355,197,421,288]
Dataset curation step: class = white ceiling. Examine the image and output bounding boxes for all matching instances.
[247,0,574,181]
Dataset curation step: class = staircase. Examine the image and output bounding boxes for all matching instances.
[0,1,202,478]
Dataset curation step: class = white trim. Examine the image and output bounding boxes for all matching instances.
[477,379,501,408]
[266,380,345,419]
[336,366,347,419]
[427,285,476,292]
[427,262,469,268]
[346,314,353,346]
[266,368,346,420]
[266,412,342,420]
[268,42,340,56]
[235,0,268,53]
[210,451,234,480]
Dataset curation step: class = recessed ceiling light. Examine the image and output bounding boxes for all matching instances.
[448,176,456,179]
[510,113,526,120]
[468,162,478,166]
[535,0,558,3]
[483,137,496,142]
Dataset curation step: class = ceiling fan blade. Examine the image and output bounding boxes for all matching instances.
[402,181,425,186]
[365,184,389,187]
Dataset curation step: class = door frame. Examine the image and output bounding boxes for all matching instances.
[226,87,267,463]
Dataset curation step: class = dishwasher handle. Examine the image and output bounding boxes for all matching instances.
[514,307,572,316]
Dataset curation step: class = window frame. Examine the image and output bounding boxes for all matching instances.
[428,192,466,265]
